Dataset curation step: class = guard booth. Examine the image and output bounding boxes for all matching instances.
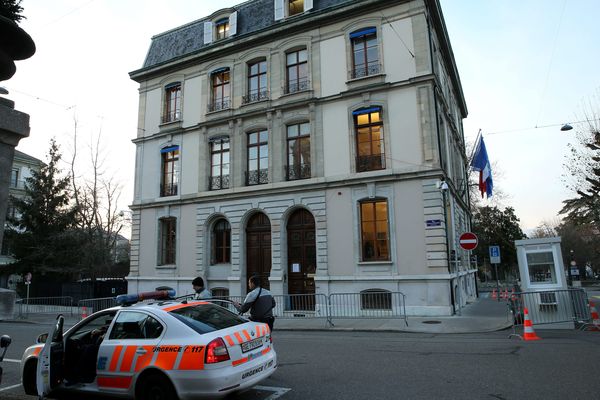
[515,237,574,329]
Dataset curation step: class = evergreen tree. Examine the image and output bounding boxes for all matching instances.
[0,0,25,23]
[7,139,82,277]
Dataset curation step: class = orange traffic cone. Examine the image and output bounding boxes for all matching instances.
[81,306,88,319]
[510,288,516,301]
[523,307,541,341]
[491,288,497,300]
[501,288,508,300]
[589,300,600,330]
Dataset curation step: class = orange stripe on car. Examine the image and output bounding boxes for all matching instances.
[154,349,179,370]
[255,326,261,338]
[134,346,155,372]
[32,347,42,357]
[261,346,271,355]
[234,332,244,344]
[232,357,248,366]
[178,345,205,370]
[242,330,251,341]
[163,301,208,312]
[224,335,235,347]
[97,376,132,389]
[109,345,123,372]
[120,346,137,372]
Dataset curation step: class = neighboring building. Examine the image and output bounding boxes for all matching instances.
[1,149,44,288]
[129,0,474,315]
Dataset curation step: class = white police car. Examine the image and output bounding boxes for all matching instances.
[21,290,276,399]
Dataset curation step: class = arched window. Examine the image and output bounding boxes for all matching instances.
[212,219,231,264]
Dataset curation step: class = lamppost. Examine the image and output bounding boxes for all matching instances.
[567,249,574,286]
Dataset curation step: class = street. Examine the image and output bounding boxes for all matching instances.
[1,322,599,399]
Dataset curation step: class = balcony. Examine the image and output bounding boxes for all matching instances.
[161,110,181,124]
[209,175,230,191]
[286,163,311,181]
[284,79,310,95]
[350,63,382,80]
[160,183,178,197]
[356,154,385,173]
[208,97,231,113]
[242,90,269,105]
[245,169,268,186]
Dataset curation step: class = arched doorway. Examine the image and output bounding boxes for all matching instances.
[246,212,272,290]
[287,209,316,310]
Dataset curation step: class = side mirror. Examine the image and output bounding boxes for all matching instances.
[37,333,49,344]
[0,335,10,349]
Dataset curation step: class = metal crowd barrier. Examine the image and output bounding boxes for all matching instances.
[508,288,591,332]
[15,296,75,318]
[77,297,118,318]
[328,291,408,327]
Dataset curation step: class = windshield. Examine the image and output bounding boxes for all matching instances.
[170,303,246,334]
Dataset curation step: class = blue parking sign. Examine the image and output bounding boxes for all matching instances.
[489,246,501,264]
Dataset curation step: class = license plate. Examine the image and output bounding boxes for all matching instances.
[241,338,263,353]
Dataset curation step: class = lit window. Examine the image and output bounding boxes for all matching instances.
[159,217,176,265]
[354,107,385,172]
[286,122,310,180]
[163,83,181,123]
[288,0,304,16]
[360,199,390,262]
[216,18,229,40]
[160,146,179,197]
[350,27,380,79]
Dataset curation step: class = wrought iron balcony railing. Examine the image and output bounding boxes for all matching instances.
[209,175,230,191]
[245,169,268,186]
[356,154,385,173]
[350,63,382,80]
[161,110,181,124]
[160,183,178,197]
[242,90,269,104]
[286,163,311,181]
[284,79,310,95]
[208,97,231,113]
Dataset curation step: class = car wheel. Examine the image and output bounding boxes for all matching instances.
[136,372,178,400]
[22,359,37,395]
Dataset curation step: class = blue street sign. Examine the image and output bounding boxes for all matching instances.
[489,245,501,264]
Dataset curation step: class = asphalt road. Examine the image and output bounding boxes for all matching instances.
[1,322,599,399]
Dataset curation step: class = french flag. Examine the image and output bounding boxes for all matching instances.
[470,135,493,198]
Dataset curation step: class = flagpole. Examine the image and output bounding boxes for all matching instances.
[468,129,482,165]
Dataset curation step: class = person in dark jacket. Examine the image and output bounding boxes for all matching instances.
[234,275,276,331]
[192,276,212,300]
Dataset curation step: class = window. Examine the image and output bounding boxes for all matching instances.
[360,289,392,310]
[288,0,304,16]
[10,168,19,188]
[211,287,230,298]
[210,138,230,190]
[246,130,268,185]
[526,252,557,284]
[169,303,245,334]
[160,146,179,196]
[109,312,163,340]
[360,199,390,262]
[212,219,231,264]
[209,69,231,112]
[244,60,268,104]
[285,49,309,94]
[354,107,385,172]
[159,217,176,265]
[215,18,229,40]
[350,27,380,79]
[274,0,313,20]
[163,83,181,123]
[286,122,311,180]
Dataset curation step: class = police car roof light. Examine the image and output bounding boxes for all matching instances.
[116,289,176,305]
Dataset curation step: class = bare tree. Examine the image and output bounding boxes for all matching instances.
[530,218,562,238]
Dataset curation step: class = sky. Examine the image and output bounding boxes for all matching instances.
[4,0,600,235]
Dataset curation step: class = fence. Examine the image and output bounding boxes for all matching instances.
[508,288,591,336]
[16,291,409,327]
[15,296,75,318]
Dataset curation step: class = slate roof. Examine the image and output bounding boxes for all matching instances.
[14,149,44,166]
[142,0,353,69]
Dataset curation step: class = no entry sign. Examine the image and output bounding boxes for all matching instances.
[459,232,478,251]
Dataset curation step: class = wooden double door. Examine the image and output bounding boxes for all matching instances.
[246,213,272,290]
[287,209,316,310]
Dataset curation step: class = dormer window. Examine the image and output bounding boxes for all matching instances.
[203,11,237,44]
[216,18,229,40]
[274,0,313,20]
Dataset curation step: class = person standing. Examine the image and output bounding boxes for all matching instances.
[234,275,276,331]
[192,277,212,300]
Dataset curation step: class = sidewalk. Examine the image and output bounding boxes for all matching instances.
[3,295,513,334]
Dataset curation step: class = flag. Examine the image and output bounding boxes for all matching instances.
[470,135,493,198]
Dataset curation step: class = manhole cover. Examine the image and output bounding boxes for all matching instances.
[422,320,441,324]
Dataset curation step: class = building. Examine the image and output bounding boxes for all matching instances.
[129,0,475,315]
[1,149,44,289]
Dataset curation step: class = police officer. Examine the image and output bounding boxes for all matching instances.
[192,277,212,300]
[235,275,275,331]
